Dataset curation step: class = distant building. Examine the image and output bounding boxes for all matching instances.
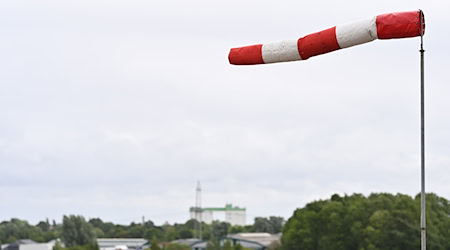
[170,239,203,249]
[189,204,246,226]
[97,238,147,250]
[172,239,205,250]
[1,239,58,250]
[182,233,281,250]
[223,233,281,250]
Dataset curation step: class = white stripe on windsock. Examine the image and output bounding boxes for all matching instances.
[335,17,378,49]
[262,39,302,64]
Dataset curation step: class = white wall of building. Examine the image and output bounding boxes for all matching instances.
[20,243,54,250]
[190,210,214,224]
[225,210,246,226]
[201,210,213,224]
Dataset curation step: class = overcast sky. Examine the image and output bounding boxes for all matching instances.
[1,0,449,226]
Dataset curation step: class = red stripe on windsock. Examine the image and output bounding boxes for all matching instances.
[376,10,423,39]
[297,27,341,60]
[228,44,264,65]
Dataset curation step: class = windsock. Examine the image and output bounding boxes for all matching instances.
[229,10,425,65]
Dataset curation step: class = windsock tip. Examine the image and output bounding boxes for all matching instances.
[228,44,264,65]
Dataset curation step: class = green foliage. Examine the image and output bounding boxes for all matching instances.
[210,221,230,239]
[162,225,178,242]
[150,236,161,250]
[229,226,245,234]
[251,217,284,234]
[53,241,64,250]
[0,214,280,245]
[267,240,282,250]
[206,235,220,250]
[61,215,96,247]
[223,240,233,250]
[0,218,60,244]
[232,243,243,250]
[177,229,193,239]
[144,228,162,241]
[92,228,104,239]
[37,220,51,232]
[282,193,450,250]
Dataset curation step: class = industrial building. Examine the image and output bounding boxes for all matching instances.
[97,238,147,250]
[179,233,281,250]
[189,204,246,226]
[1,239,58,250]
[190,182,246,227]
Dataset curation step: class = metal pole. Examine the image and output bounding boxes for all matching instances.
[419,9,426,250]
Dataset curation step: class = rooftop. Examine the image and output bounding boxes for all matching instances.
[226,233,281,247]
[189,204,246,212]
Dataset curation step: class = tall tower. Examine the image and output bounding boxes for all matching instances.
[194,181,202,239]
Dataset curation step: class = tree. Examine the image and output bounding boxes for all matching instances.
[127,225,144,238]
[150,236,161,250]
[37,220,50,232]
[251,217,284,234]
[92,228,104,238]
[229,226,245,234]
[223,240,233,250]
[205,235,220,250]
[162,225,178,242]
[52,241,64,250]
[268,217,284,234]
[282,193,450,250]
[0,218,55,243]
[210,221,230,238]
[233,243,243,250]
[143,228,163,242]
[61,215,96,247]
[267,241,281,250]
[178,228,193,239]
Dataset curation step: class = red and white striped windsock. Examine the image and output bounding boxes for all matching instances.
[228,10,425,65]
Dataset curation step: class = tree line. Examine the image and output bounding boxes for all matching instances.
[0,215,283,246]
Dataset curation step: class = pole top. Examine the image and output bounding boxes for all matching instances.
[419,9,425,51]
